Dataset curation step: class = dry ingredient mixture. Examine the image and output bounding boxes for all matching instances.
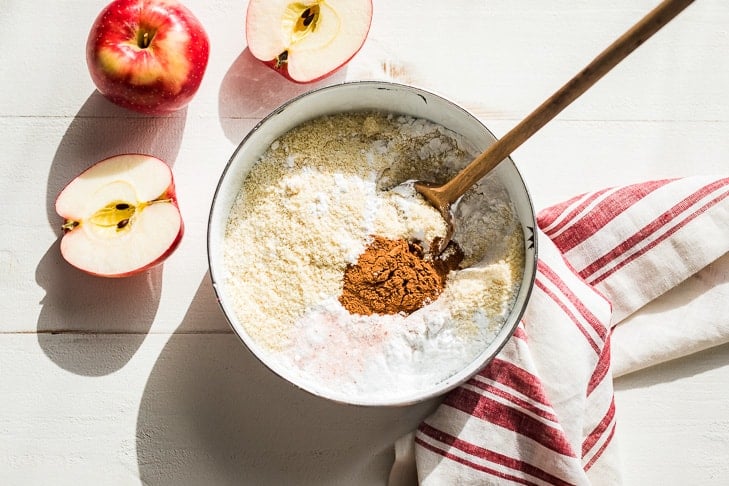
[223,112,524,402]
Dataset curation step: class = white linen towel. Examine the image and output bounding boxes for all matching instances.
[411,175,729,485]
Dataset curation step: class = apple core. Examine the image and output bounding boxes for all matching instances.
[287,4,320,43]
[276,3,327,68]
[88,201,137,232]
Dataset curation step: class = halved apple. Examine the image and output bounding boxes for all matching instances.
[55,154,184,278]
[246,0,373,83]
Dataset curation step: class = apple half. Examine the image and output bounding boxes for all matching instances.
[55,154,184,278]
[246,0,373,83]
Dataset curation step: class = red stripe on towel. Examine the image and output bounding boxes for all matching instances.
[584,421,616,472]
[582,399,616,458]
[414,436,540,485]
[443,386,575,456]
[587,333,612,396]
[535,263,601,354]
[585,180,729,284]
[480,358,552,409]
[539,188,614,236]
[512,325,528,341]
[540,180,672,253]
[539,261,609,342]
[418,424,577,486]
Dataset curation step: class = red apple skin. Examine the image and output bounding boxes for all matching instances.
[56,154,184,278]
[86,0,210,114]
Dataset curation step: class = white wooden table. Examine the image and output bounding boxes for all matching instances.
[2,1,728,484]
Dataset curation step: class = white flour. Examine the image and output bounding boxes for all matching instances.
[223,112,524,403]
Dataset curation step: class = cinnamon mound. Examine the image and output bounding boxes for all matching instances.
[340,236,462,315]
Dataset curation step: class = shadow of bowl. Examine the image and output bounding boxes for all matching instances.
[136,274,440,485]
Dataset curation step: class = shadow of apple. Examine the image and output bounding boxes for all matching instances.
[44,91,187,228]
[36,91,186,376]
[217,48,347,143]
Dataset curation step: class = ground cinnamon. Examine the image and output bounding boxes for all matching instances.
[339,236,462,316]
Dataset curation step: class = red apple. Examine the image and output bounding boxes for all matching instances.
[86,0,210,114]
[246,0,373,83]
[56,154,184,278]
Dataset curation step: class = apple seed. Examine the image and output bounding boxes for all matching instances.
[300,7,317,28]
[89,201,137,231]
[292,4,320,41]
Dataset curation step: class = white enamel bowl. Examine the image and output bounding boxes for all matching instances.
[208,81,537,406]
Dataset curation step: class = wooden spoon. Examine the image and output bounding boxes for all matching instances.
[415,0,695,255]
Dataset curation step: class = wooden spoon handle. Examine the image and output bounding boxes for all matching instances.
[438,0,695,204]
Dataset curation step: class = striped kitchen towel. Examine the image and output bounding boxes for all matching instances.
[413,175,729,485]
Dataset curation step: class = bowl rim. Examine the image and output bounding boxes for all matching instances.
[207,80,538,407]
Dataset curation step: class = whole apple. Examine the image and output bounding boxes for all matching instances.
[86,0,210,114]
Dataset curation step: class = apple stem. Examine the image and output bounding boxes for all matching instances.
[137,30,155,49]
[275,51,289,69]
[62,220,79,232]
[150,197,173,205]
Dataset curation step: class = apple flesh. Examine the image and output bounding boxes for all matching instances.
[86,0,210,114]
[56,154,184,278]
[246,0,373,83]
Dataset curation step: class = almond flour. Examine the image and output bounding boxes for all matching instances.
[223,112,524,402]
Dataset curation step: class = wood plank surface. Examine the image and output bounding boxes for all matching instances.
[2,0,729,484]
